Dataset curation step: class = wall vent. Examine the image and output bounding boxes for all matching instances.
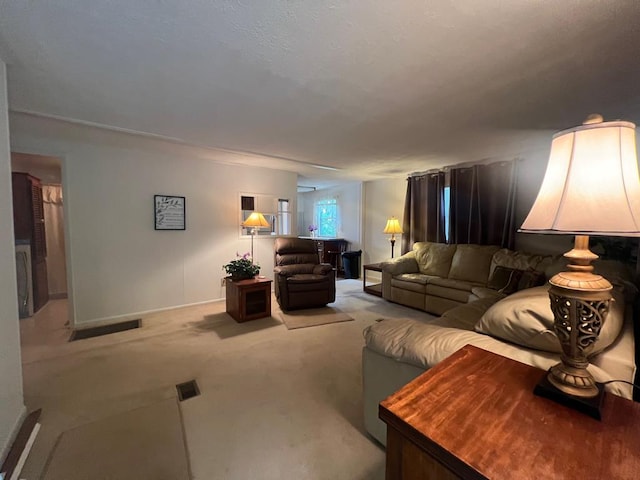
[69,319,141,341]
[176,380,200,402]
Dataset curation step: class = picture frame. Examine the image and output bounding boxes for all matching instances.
[154,195,186,230]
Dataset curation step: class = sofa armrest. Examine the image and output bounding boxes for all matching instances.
[380,252,419,299]
[380,252,419,276]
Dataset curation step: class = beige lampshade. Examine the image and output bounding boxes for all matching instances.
[520,116,640,237]
[243,212,270,228]
[383,217,403,235]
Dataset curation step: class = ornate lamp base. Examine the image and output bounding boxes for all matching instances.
[532,235,612,420]
[534,373,605,420]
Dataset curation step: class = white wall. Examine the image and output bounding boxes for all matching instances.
[9,113,298,326]
[362,178,406,265]
[0,62,26,465]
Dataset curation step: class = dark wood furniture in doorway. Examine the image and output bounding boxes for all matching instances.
[12,172,49,312]
[380,345,640,480]
[225,277,272,322]
[312,238,348,276]
[363,263,383,296]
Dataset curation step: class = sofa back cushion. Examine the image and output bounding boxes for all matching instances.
[414,243,457,277]
[490,248,549,276]
[448,244,500,285]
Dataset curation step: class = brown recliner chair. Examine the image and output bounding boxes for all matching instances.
[273,237,336,311]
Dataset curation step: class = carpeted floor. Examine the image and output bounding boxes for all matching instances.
[276,306,353,329]
[18,279,434,480]
[43,398,190,480]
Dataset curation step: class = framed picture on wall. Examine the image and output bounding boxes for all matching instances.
[154,195,186,230]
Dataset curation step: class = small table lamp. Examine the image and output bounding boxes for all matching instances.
[383,217,403,258]
[520,114,640,418]
[242,212,270,262]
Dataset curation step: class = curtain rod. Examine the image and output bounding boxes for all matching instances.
[409,158,520,177]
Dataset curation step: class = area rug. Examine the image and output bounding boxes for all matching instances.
[43,398,190,480]
[277,307,354,330]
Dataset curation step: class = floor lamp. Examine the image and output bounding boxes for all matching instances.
[383,217,403,258]
[242,212,270,262]
[520,114,640,418]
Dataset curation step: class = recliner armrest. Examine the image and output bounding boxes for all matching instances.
[313,263,333,275]
[274,264,316,276]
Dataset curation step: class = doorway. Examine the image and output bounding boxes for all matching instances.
[11,152,68,316]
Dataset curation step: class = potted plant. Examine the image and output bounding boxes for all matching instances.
[223,252,260,281]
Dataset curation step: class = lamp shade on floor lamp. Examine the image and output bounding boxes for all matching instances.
[242,212,270,261]
[383,217,403,258]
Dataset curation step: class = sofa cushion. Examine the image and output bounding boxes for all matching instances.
[448,244,500,285]
[438,297,503,330]
[475,286,625,355]
[470,286,507,302]
[425,284,473,303]
[415,243,457,277]
[428,277,475,291]
[391,273,432,293]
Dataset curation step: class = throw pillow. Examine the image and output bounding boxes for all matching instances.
[474,286,625,355]
[487,266,523,295]
[517,269,546,291]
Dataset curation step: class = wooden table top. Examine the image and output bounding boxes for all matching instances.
[227,277,272,286]
[379,345,640,480]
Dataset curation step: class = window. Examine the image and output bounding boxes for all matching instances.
[315,198,338,237]
[443,186,451,243]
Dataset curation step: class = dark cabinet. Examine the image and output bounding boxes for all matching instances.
[313,239,348,276]
[12,172,49,312]
[225,278,272,322]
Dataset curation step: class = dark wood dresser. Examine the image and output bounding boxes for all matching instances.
[310,238,348,276]
[12,172,49,312]
[380,345,640,480]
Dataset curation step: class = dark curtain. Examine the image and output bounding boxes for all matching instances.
[401,171,446,254]
[449,160,517,248]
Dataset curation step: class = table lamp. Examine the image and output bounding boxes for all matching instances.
[242,212,270,261]
[384,217,403,258]
[520,114,640,418]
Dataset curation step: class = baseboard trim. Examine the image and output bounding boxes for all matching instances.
[0,407,26,471]
[72,298,225,329]
[1,409,40,480]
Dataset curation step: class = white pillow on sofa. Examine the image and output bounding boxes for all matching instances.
[474,285,625,355]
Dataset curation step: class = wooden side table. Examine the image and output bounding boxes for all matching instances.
[380,345,640,480]
[225,277,272,322]
[363,263,383,296]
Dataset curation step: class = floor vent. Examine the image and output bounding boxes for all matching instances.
[176,380,200,402]
[69,319,141,341]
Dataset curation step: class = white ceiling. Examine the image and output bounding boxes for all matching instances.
[1,1,639,188]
